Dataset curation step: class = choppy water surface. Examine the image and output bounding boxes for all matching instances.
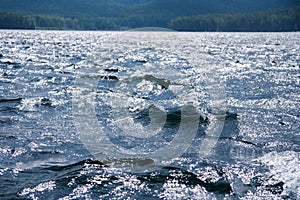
[0,30,299,199]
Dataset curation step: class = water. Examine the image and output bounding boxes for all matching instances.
[0,30,299,199]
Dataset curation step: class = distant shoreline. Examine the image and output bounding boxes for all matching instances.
[0,6,299,32]
[0,29,299,33]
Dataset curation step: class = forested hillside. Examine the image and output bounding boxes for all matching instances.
[169,6,300,31]
[0,0,299,31]
[0,0,298,17]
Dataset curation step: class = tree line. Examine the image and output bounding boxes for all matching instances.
[169,7,300,31]
[0,13,170,30]
[0,6,299,31]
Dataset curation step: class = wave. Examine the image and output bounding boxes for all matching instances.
[0,98,23,103]
[43,159,232,195]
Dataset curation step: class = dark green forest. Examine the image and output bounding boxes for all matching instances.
[169,7,300,32]
[1,0,298,18]
[0,0,299,31]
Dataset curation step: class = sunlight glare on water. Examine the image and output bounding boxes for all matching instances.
[0,30,299,199]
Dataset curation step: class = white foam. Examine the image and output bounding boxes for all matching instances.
[17,98,43,111]
[258,151,300,198]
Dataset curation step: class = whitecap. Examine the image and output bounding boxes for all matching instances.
[258,151,300,198]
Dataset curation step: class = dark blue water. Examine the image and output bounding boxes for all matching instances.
[0,30,299,199]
